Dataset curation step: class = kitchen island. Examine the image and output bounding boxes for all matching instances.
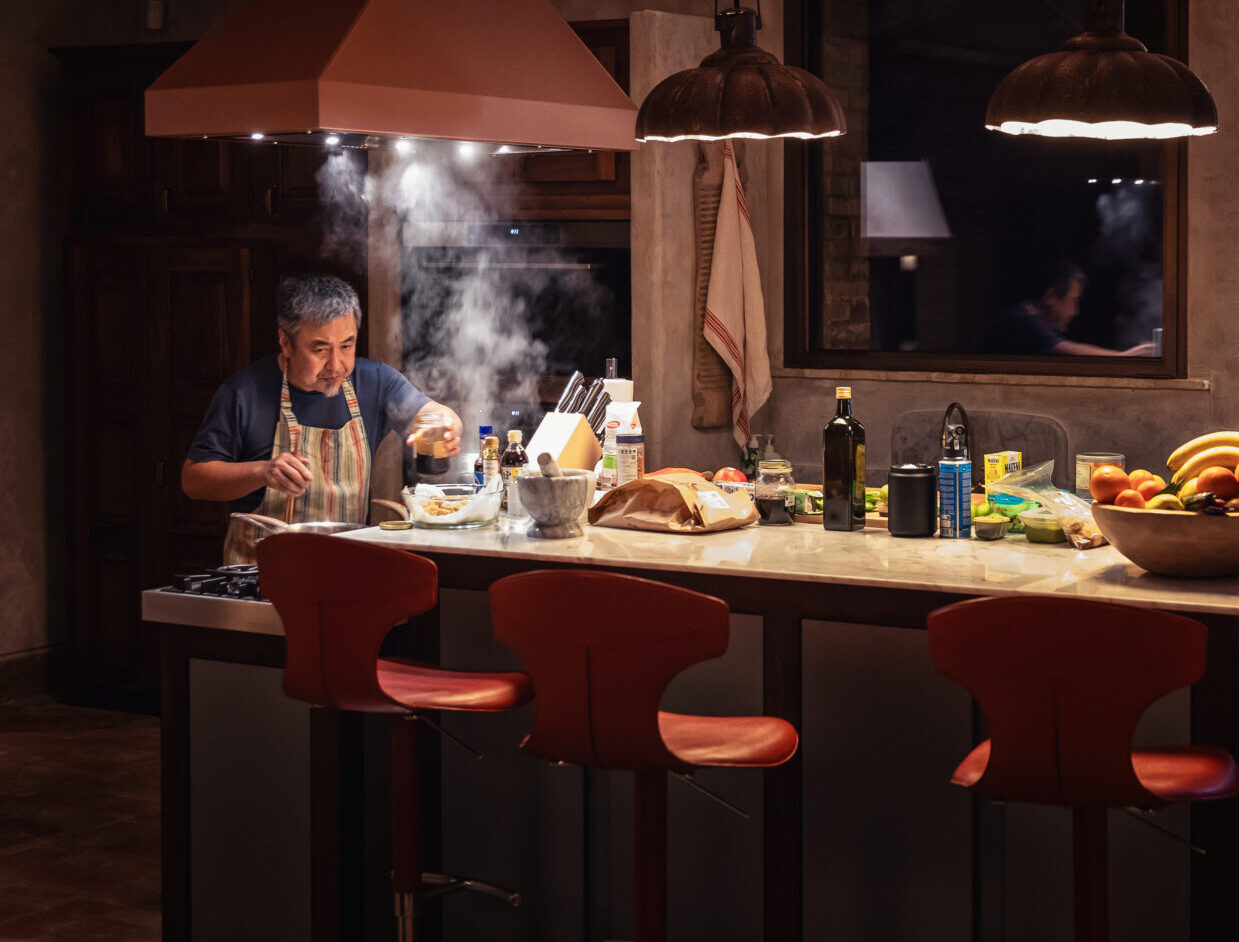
[146,519,1239,942]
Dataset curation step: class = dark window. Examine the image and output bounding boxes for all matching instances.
[784,0,1187,377]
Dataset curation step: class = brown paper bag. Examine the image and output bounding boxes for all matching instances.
[588,472,757,533]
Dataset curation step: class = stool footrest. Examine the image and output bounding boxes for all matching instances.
[419,871,523,907]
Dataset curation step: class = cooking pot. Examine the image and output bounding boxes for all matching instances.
[224,513,367,564]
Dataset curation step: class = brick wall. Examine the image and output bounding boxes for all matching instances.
[819,0,870,349]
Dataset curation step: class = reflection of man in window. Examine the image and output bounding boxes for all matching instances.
[987,262,1156,357]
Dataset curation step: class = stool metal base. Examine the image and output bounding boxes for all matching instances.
[394,872,522,942]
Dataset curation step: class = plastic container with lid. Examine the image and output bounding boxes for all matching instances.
[755,459,795,525]
[1019,507,1067,543]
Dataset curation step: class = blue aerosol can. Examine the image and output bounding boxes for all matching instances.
[938,402,971,539]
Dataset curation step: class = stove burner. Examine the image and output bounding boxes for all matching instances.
[171,566,264,600]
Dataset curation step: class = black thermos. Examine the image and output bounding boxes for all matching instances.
[887,463,938,538]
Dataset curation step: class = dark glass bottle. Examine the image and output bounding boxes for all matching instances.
[822,386,866,531]
[472,423,493,484]
[500,430,528,513]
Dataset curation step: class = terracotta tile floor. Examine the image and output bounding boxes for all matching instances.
[0,697,160,942]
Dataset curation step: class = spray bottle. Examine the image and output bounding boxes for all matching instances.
[938,402,971,539]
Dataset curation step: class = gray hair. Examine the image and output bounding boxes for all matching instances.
[276,274,362,338]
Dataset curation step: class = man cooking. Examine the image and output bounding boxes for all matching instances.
[182,273,462,561]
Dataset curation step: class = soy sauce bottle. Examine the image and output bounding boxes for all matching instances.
[822,386,866,531]
[500,430,528,513]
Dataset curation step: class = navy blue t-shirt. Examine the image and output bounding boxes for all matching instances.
[986,303,1064,355]
[187,355,430,511]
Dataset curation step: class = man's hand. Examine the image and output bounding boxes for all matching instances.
[264,452,313,496]
[405,401,465,457]
[1121,342,1158,357]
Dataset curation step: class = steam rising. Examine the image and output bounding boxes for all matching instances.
[1093,184,1162,350]
[313,145,611,435]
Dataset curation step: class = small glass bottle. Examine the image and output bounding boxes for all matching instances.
[500,430,528,513]
[755,459,795,525]
[473,424,493,484]
[411,410,450,476]
[481,435,501,486]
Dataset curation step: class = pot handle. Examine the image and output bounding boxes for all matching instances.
[370,498,410,521]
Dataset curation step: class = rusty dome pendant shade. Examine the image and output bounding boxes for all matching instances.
[636,0,845,143]
[986,0,1217,140]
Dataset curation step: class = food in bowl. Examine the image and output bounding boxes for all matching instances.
[1019,507,1067,543]
[401,477,502,529]
[972,515,1010,540]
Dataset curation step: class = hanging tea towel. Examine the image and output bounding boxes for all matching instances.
[704,141,772,449]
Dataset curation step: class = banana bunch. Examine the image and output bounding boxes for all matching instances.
[1167,431,1239,484]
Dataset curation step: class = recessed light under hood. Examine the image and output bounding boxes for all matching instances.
[145,0,638,153]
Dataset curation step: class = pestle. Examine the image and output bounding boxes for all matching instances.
[538,452,563,478]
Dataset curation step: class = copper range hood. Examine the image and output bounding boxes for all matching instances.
[145,0,638,152]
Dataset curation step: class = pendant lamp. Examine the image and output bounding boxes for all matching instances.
[635,0,846,143]
[986,0,1217,141]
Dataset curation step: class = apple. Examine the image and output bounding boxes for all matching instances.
[714,467,747,483]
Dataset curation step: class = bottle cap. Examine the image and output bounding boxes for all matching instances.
[507,430,522,443]
[484,435,499,449]
[478,424,493,436]
[836,386,852,398]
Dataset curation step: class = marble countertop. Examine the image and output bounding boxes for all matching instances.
[342,517,1239,617]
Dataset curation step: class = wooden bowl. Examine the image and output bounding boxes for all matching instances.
[1091,504,1239,578]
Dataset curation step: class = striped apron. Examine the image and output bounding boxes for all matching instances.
[222,369,371,564]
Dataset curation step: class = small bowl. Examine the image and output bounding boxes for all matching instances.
[972,515,1010,540]
[1020,507,1066,544]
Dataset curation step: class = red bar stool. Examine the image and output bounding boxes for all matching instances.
[927,595,1239,942]
[257,532,533,942]
[488,569,799,942]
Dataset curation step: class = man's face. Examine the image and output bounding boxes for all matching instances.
[1043,280,1083,331]
[279,314,357,396]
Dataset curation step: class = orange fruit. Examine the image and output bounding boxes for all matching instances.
[1197,466,1239,500]
[1090,464,1131,504]
[1114,489,1147,509]
[1128,469,1154,487]
[1136,479,1164,501]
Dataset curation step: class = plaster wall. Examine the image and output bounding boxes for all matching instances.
[630,7,784,472]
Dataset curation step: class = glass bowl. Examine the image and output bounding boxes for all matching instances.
[401,476,501,529]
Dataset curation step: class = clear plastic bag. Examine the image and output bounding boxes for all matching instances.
[986,460,1107,550]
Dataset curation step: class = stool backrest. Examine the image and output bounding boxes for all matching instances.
[257,533,438,711]
[928,595,1206,806]
[490,569,729,772]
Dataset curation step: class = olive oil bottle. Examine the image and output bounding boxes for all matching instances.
[822,386,866,531]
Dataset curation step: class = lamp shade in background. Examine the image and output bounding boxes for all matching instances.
[986,0,1217,141]
[635,2,846,143]
[861,161,951,246]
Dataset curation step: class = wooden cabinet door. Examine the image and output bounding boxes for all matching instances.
[502,20,632,220]
[147,245,269,579]
[67,242,154,692]
[153,139,247,227]
[250,144,337,228]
